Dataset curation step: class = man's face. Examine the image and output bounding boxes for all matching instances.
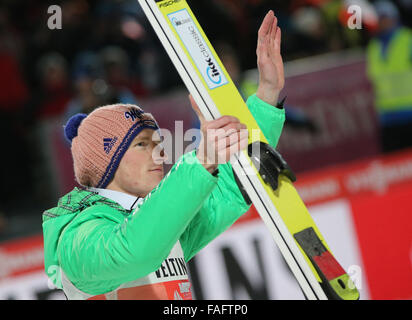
[106,128,167,197]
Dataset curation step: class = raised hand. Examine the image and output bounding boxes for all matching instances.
[256,10,285,106]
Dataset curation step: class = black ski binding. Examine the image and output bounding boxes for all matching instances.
[247,141,296,191]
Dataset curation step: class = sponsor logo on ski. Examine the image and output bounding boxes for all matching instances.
[206,58,222,84]
[159,0,181,8]
[168,9,228,89]
[171,17,190,26]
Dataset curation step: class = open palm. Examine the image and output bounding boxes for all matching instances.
[256,11,285,106]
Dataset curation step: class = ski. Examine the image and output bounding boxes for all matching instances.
[137,0,360,300]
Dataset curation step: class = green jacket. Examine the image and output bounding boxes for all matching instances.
[42,94,285,295]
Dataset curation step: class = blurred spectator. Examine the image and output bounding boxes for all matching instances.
[100,46,147,98]
[65,48,138,119]
[35,52,72,119]
[200,0,289,67]
[289,6,330,57]
[366,0,412,153]
[0,0,406,237]
[0,6,28,111]
[0,5,32,209]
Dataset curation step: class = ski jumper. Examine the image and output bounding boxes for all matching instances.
[42,94,285,299]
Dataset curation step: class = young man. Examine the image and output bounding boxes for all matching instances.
[43,11,285,300]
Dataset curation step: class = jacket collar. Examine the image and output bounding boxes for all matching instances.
[88,187,143,211]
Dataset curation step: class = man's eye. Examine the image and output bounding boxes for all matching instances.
[136,142,147,147]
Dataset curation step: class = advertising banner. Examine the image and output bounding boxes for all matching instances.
[187,149,412,300]
[0,235,64,300]
[1,149,411,299]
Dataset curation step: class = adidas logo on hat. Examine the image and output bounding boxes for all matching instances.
[103,137,118,154]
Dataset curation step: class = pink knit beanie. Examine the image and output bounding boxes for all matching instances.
[64,104,159,188]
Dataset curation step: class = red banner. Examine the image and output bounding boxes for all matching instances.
[234,148,412,300]
[0,235,44,280]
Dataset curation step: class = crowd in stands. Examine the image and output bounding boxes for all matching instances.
[0,0,412,237]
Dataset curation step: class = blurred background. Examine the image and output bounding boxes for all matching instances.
[0,0,411,300]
